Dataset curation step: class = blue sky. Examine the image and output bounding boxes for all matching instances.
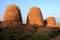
[0,0,60,24]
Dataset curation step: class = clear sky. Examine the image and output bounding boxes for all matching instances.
[0,0,60,24]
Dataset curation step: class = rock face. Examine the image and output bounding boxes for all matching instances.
[44,17,56,27]
[27,7,44,27]
[3,4,22,27]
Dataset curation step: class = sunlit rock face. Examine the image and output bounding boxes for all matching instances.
[27,7,44,27]
[3,4,22,27]
[44,17,56,27]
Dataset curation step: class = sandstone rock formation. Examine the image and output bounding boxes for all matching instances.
[44,17,56,27]
[27,7,44,27]
[3,4,22,27]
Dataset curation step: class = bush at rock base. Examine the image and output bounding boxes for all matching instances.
[0,27,59,40]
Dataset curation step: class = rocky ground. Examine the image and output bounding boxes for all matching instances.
[51,34,60,40]
[0,23,60,40]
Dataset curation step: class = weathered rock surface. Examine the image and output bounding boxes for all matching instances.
[3,4,22,27]
[51,34,60,40]
[44,17,56,27]
[27,7,44,27]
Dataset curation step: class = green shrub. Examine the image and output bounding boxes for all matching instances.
[0,27,59,40]
[47,30,59,38]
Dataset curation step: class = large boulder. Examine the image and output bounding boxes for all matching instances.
[44,17,56,27]
[3,4,22,27]
[27,7,44,27]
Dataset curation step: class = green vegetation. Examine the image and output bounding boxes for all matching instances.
[0,27,59,40]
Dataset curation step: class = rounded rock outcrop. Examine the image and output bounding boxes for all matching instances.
[3,4,22,27]
[27,7,44,27]
[45,17,56,27]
